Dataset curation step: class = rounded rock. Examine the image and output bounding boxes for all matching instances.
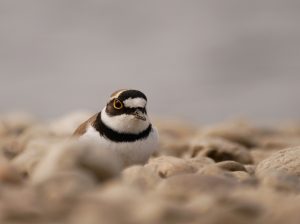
[256,147,300,178]
[189,137,253,164]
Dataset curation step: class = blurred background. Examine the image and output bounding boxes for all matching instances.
[0,0,299,123]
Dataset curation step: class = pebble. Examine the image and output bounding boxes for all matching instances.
[0,112,299,224]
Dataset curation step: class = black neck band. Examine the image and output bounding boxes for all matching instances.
[94,112,152,142]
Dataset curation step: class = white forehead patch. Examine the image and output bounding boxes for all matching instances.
[123,97,147,108]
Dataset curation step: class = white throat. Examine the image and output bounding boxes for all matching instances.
[101,107,150,134]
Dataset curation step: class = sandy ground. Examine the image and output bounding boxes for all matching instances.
[0,112,300,223]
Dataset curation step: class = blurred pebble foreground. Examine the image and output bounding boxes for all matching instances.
[1,112,300,224]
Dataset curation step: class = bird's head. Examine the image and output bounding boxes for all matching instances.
[101,89,150,134]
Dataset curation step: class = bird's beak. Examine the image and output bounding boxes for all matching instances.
[132,110,146,121]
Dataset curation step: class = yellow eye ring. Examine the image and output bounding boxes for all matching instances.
[113,99,123,109]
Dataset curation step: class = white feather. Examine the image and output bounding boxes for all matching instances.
[123,97,147,108]
[79,125,159,167]
[101,108,149,134]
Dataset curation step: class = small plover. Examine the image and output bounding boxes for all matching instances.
[73,89,159,167]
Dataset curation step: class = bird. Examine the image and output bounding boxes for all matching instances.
[73,89,159,167]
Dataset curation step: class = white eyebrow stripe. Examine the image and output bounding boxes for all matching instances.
[123,97,147,108]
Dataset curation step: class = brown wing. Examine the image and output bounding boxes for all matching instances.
[72,113,99,137]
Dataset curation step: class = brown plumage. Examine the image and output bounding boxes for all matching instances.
[73,113,98,137]
[110,89,126,98]
[73,89,128,137]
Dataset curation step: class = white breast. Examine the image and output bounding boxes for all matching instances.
[78,125,159,167]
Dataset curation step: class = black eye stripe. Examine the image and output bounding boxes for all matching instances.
[106,99,147,116]
[123,107,147,114]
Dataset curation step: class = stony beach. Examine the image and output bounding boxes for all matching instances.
[0,112,300,223]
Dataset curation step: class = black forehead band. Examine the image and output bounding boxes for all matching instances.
[117,90,147,102]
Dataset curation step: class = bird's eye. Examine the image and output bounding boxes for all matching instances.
[113,99,123,109]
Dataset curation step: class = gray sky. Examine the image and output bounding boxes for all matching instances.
[0,0,299,123]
